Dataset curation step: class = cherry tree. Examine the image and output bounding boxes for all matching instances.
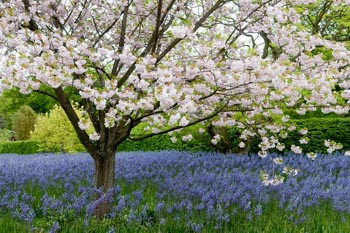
[1,0,350,218]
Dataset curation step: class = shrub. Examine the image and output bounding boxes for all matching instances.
[0,140,39,154]
[0,128,12,142]
[31,105,85,153]
[12,105,36,140]
[0,94,16,129]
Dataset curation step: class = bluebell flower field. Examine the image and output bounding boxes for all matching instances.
[2,0,350,232]
[1,151,350,232]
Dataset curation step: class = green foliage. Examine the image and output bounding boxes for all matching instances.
[285,109,343,119]
[0,87,56,129]
[285,118,350,154]
[119,124,214,152]
[12,105,37,140]
[31,105,85,153]
[0,95,15,129]
[2,88,56,114]
[118,134,213,152]
[296,1,350,42]
[249,117,350,154]
[205,125,241,154]
[8,103,349,155]
[0,129,12,142]
[0,140,39,154]
[0,87,81,129]
[226,126,244,152]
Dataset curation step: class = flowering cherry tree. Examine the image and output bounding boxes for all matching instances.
[1,0,350,218]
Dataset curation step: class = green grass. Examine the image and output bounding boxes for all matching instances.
[1,203,350,233]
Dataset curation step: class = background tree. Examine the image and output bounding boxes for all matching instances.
[0,95,13,129]
[31,105,86,153]
[1,0,350,218]
[12,105,36,140]
[3,88,56,114]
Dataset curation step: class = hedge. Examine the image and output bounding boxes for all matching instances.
[250,117,350,154]
[286,117,350,153]
[0,137,212,154]
[118,134,214,152]
[0,140,39,154]
[0,117,349,154]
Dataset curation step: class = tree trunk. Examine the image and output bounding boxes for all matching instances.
[238,136,254,155]
[94,153,115,219]
[208,125,232,154]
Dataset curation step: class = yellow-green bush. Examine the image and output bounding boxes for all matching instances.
[31,105,85,153]
[12,105,36,140]
[0,128,12,142]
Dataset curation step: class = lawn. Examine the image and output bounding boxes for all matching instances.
[1,151,350,232]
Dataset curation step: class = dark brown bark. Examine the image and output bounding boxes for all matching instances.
[238,137,254,155]
[54,87,97,158]
[208,125,232,154]
[94,152,116,219]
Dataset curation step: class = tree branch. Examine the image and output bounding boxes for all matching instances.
[260,31,270,59]
[155,0,225,65]
[82,99,101,133]
[111,4,129,76]
[33,90,58,101]
[159,0,176,25]
[22,0,39,31]
[152,0,163,54]
[129,102,228,141]
[93,14,123,47]
[119,1,225,89]
[54,87,97,158]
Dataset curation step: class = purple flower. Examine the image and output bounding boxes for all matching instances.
[1,151,350,231]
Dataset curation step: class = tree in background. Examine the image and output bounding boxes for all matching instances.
[1,0,350,218]
[2,88,56,114]
[12,105,36,140]
[31,105,85,153]
[298,0,350,41]
[0,95,13,129]
[0,86,83,129]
